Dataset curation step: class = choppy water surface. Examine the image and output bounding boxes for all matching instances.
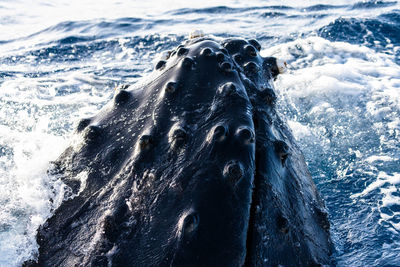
[1,0,399,266]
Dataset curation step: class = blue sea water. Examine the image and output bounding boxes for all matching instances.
[0,0,399,266]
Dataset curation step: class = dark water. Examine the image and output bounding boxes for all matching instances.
[0,0,399,266]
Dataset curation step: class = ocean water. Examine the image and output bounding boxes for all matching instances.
[0,0,399,266]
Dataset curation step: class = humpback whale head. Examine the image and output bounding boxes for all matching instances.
[32,35,331,267]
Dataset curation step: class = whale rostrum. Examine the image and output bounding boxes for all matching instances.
[25,36,332,266]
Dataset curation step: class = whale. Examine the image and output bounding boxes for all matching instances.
[25,35,332,266]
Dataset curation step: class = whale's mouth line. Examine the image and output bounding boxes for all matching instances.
[243,147,260,266]
[235,68,260,266]
[243,109,261,266]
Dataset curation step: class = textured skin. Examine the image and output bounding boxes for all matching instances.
[25,37,332,266]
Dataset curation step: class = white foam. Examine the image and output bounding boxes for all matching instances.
[287,120,313,139]
[0,60,113,266]
[365,155,394,163]
[265,38,400,103]
[0,131,68,266]
[264,36,400,148]
[351,172,400,198]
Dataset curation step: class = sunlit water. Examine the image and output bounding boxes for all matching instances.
[0,0,399,266]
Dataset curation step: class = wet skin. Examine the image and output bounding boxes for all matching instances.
[25,36,332,267]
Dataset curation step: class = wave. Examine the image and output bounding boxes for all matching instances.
[168,5,294,15]
[318,11,400,63]
[319,11,400,45]
[351,0,397,9]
